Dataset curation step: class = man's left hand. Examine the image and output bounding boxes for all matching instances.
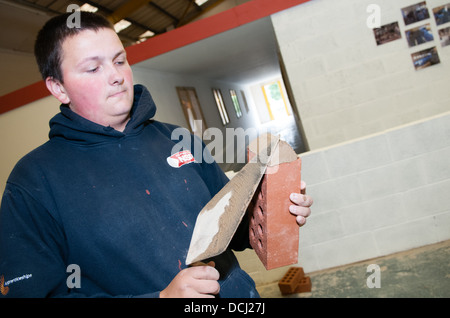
[289,181,313,227]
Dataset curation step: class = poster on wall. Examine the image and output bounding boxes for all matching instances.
[402,2,430,26]
[411,46,440,70]
[405,23,434,47]
[432,3,450,26]
[373,22,402,45]
[439,26,450,47]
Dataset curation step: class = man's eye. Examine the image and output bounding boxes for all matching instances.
[116,60,125,65]
[88,67,99,73]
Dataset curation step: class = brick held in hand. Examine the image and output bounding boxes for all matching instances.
[247,137,301,270]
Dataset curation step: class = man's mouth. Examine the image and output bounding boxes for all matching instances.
[109,89,126,98]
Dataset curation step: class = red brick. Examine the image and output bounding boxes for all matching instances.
[278,267,305,295]
[247,141,301,270]
[294,276,312,293]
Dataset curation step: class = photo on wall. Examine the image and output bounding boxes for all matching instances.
[438,26,450,47]
[405,23,434,47]
[432,3,450,26]
[373,22,402,45]
[411,46,440,70]
[402,2,430,26]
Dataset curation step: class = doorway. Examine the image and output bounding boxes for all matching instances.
[176,87,207,139]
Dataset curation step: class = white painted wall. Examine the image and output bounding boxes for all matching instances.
[299,112,450,271]
[271,0,450,150]
[0,49,41,96]
[0,96,60,195]
[132,66,259,132]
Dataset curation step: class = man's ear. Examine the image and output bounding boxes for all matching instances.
[45,77,70,104]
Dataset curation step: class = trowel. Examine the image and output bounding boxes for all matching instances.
[185,133,280,265]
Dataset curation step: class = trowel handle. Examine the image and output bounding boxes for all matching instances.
[189,261,216,268]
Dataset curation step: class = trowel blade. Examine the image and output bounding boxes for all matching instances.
[185,134,280,265]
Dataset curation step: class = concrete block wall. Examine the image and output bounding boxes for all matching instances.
[298,111,450,273]
[271,0,450,150]
[236,111,450,285]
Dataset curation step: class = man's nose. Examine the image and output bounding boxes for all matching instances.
[109,65,124,85]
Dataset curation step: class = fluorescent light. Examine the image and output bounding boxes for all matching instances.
[136,30,155,44]
[114,19,132,33]
[139,30,155,39]
[195,0,209,6]
[80,3,98,13]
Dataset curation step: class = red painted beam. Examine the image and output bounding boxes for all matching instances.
[0,0,310,115]
[0,81,48,115]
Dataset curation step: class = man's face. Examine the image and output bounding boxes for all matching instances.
[54,28,134,130]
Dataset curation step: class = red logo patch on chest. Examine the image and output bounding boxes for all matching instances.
[167,150,196,168]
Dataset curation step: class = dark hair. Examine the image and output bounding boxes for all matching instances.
[34,11,114,82]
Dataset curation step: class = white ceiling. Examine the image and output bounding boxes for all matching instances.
[134,17,282,85]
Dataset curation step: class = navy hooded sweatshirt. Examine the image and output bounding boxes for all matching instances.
[0,84,258,298]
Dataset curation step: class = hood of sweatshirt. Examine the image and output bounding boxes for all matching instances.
[48,84,157,145]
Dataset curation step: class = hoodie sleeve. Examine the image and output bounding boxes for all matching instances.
[0,183,162,298]
[0,183,69,297]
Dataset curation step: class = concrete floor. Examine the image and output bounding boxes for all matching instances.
[257,240,450,298]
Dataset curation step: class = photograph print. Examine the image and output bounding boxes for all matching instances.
[373,22,402,45]
[405,23,434,47]
[411,46,440,70]
[438,26,450,47]
[432,3,450,26]
[402,2,430,26]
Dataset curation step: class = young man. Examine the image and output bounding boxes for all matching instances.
[0,12,312,298]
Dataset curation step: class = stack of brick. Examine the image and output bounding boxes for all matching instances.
[278,267,312,295]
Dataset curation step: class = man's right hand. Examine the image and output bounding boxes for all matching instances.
[160,263,220,298]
